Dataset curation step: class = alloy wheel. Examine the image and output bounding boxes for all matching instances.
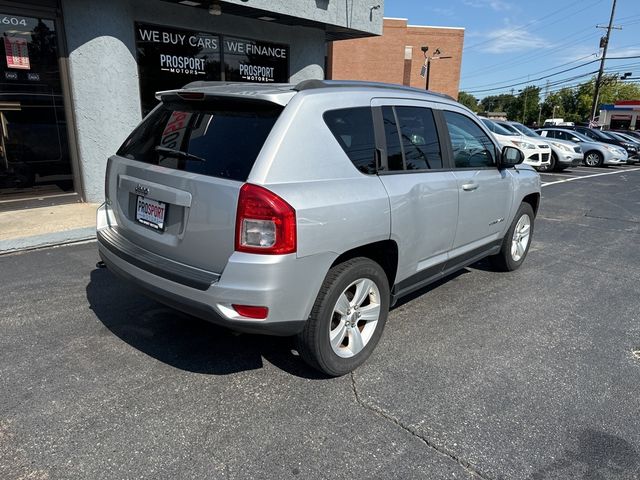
[511,214,531,262]
[585,152,601,166]
[329,278,381,358]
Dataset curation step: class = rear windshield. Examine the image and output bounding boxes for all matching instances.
[117,100,282,182]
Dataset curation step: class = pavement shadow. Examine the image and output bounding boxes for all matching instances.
[86,268,327,379]
[529,429,640,479]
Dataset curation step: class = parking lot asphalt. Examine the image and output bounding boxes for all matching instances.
[1,165,640,479]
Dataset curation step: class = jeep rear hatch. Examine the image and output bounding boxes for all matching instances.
[105,97,283,274]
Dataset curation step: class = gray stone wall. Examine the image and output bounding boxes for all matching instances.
[61,0,333,202]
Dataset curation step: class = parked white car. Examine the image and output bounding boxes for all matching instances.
[495,120,583,172]
[480,118,551,170]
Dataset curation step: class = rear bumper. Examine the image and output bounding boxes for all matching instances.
[97,203,333,336]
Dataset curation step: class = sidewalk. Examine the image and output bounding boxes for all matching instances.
[0,203,99,255]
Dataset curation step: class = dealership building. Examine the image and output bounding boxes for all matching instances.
[0,0,382,207]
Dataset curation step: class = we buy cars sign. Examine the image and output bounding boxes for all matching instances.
[4,37,30,70]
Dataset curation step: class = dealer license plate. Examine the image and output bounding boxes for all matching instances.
[136,196,167,231]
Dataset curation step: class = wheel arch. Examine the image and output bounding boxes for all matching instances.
[330,240,399,290]
[522,192,540,217]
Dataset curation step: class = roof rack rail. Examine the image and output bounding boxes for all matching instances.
[293,79,455,101]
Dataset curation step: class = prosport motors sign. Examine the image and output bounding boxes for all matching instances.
[223,36,288,83]
[134,22,289,115]
[135,23,220,75]
[135,23,221,115]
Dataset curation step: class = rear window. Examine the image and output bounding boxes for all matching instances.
[117,100,282,181]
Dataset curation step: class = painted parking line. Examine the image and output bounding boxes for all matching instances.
[541,167,640,187]
[539,173,581,178]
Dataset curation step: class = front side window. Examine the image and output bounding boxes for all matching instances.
[443,111,496,168]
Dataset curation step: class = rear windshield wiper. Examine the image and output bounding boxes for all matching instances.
[154,146,206,162]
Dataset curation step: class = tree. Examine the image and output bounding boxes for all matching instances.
[458,91,479,112]
[539,75,640,124]
[479,93,516,113]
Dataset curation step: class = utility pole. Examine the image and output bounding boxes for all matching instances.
[590,0,620,122]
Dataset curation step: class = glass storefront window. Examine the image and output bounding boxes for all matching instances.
[135,23,222,116]
[0,13,73,199]
[223,36,289,83]
[134,23,290,116]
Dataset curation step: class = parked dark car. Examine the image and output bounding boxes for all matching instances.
[612,129,640,142]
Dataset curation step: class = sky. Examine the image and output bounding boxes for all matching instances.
[384,0,640,99]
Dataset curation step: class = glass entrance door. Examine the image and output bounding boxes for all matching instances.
[0,12,73,202]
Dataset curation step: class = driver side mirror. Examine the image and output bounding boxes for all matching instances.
[499,146,524,168]
[571,137,581,142]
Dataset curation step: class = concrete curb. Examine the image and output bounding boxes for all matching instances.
[0,227,96,255]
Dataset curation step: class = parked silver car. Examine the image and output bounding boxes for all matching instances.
[500,121,582,172]
[536,128,628,167]
[97,80,541,376]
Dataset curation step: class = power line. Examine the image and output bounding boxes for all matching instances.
[466,55,640,96]
[466,59,600,93]
[463,53,596,90]
[477,64,640,98]
[461,28,600,79]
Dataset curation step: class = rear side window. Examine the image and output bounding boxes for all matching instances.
[381,106,443,171]
[323,107,377,174]
[117,100,282,182]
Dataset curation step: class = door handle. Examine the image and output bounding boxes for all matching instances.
[461,182,479,191]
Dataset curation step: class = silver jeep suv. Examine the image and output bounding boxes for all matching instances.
[97,80,541,376]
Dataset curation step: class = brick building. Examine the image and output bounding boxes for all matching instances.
[328,17,464,99]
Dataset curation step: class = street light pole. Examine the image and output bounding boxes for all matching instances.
[421,46,451,91]
[425,58,431,90]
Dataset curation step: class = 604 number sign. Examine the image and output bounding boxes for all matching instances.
[2,17,28,26]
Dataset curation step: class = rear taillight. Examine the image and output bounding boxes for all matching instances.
[235,183,296,255]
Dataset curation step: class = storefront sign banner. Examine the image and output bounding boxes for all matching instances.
[223,36,289,83]
[223,39,287,59]
[4,37,30,70]
[137,25,219,50]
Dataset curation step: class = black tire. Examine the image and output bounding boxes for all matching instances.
[489,203,535,272]
[537,153,556,172]
[584,150,604,167]
[296,257,390,377]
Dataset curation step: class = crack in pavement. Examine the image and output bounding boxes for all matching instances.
[350,372,493,480]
